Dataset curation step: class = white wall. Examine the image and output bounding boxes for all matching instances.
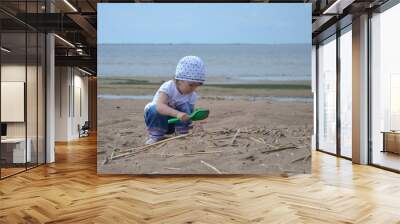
[55,67,89,141]
[72,73,89,138]
[55,66,70,141]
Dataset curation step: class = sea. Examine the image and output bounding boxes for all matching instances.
[97,44,311,84]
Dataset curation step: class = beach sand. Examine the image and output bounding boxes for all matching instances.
[97,95,313,175]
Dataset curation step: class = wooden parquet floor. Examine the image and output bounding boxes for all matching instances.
[1,134,400,223]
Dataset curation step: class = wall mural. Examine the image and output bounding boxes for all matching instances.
[97,3,313,175]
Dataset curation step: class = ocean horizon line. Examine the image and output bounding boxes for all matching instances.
[98,43,311,46]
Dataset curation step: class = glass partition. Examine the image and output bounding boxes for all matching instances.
[26,0,42,169]
[371,3,400,171]
[0,1,46,179]
[1,31,28,177]
[27,30,38,169]
[317,35,337,154]
[339,26,352,158]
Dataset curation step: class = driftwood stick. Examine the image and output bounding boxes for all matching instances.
[206,130,224,134]
[261,146,297,154]
[104,150,117,164]
[208,144,238,148]
[182,151,223,156]
[201,160,222,174]
[111,133,191,160]
[212,136,233,141]
[290,156,307,164]
[102,157,109,165]
[110,151,116,160]
[230,128,240,145]
[290,154,311,163]
[249,136,263,144]
[164,167,181,171]
[117,133,190,154]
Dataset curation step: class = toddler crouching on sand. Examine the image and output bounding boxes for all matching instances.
[143,56,206,144]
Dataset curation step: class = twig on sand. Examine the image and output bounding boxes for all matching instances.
[111,133,191,160]
[290,156,307,164]
[206,130,224,135]
[212,136,232,141]
[209,143,238,148]
[182,151,223,156]
[103,151,114,164]
[102,157,109,165]
[249,136,264,144]
[164,167,181,171]
[230,128,241,145]
[110,151,115,160]
[201,160,222,174]
[261,146,297,154]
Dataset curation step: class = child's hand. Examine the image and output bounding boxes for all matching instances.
[177,112,190,122]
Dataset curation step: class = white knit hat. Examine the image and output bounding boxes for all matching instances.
[175,56,206,83]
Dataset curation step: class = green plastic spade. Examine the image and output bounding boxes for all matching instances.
[168,108,210,124]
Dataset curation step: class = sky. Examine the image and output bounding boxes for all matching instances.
[98,3,311,44]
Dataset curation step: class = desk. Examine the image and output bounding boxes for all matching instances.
[382,131,400,154]
[1,138,31,163]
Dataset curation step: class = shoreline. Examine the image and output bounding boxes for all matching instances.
[97,94,313,103]
[98,77,312,98]
[98,76,312,86]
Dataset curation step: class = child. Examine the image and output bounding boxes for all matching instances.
[144,56,206,144]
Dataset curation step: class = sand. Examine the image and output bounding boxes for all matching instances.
[97,97,313,175]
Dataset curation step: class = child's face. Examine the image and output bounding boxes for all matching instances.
[177,80,202,95]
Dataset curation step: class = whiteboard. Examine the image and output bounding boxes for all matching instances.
[1,82,25,122]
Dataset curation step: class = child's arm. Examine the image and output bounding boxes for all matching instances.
[156,92,190,122]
